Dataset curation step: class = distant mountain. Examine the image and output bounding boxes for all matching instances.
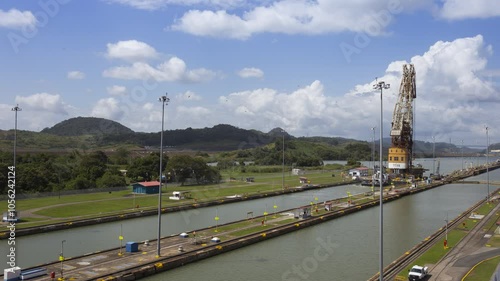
[41,117,134,136]
[100,124,278,151]
[2,116,496,154]
[267,127,291,139]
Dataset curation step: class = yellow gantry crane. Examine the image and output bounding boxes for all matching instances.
[388,64,416,175]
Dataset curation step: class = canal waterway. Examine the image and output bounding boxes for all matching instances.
[3,157,498,278]
[140,169,500,281]
[327,156,497,177]
[2,183,371,268]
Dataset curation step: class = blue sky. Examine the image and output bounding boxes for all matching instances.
[0,0,499,145]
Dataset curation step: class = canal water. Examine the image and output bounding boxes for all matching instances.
[327,156,497,177]
[2,157,499,279]
[2,184,371,268]
[140,169,500,281]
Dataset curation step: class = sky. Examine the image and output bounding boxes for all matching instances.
[0,0,499,146]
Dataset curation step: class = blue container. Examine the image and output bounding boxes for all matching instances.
[126,242,139,252]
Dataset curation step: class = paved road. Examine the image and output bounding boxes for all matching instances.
[429,201,500,281]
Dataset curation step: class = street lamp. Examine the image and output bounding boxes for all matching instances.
[432,136,436,176]
[444,213,448,249]
[373,80,389,281]
[371,127,376,173]
[486,126,490,202]
[12,105,21,167]
[157,94,170,257]
[60,239,66,280]
[282,130,285,191]
[461,139,464,171]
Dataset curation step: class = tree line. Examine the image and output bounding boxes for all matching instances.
[0,149,223,194]
[0,138,373,194]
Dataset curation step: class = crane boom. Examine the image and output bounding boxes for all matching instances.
[388,64,416,173]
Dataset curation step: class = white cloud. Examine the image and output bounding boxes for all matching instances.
[29,34,492,142]
[91,98,125,120]
[15,93,69,115]
[67,71,86,80]
[103,57,216,82]
[0,94,80,131]
[238,67,264,78]
[171,0,433,39]
[106,40,159,62]
[176,90,202,101]
[173,106,212,128]
[218,81,331,133]
[480,69,500,78]
[440,0,500,19]
[206,35,498,144]
[104,0,246,10]
[177,105,211,115]
[0,9,37,29]
[345,35,497,142]
[107,85,127,96]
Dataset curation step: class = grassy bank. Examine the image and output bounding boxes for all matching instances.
[2,169,347,228]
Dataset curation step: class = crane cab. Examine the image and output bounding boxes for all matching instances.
[388,147,409,174]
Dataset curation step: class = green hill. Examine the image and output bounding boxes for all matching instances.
[41,117,134,136]
[0,117,493,156]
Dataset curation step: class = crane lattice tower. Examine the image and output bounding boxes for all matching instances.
[388,64,416,174]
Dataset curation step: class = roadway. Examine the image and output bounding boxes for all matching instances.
[429,199,500,280]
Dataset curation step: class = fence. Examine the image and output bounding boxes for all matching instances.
[0,186,129,200]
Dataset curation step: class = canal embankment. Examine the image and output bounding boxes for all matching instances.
[0,180,354,239]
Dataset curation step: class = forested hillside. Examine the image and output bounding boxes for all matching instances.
[41,117,134,136]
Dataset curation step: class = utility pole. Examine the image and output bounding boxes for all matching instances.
[373,80,390,281]
[432,136,436,176]
[486,126,490,202]
[157,94,169,257]
[372,127,376,172]
[12,105,21,167]
[60,240,66,280]
[282,130,285,191]
[461,139,464,171]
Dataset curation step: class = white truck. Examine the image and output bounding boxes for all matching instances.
[408,265,428,280]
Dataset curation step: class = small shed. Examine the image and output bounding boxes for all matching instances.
[126,242,139,252]
[132,181,160,194]
[294,207,311,219]
[349,167,369,177]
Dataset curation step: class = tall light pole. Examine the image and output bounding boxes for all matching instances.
[371,127,376,173]
[445,212,448,247]
[486,126,490,202]
[60,239,66,280]
[476,139,479,167]
[432,136,436,176]
[373,80,389,281]
[157,95,169,257]
[282,130,285,191]
[12,105,21,167]
[461,139,464,171]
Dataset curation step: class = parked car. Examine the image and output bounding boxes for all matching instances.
[408,265,428,280]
